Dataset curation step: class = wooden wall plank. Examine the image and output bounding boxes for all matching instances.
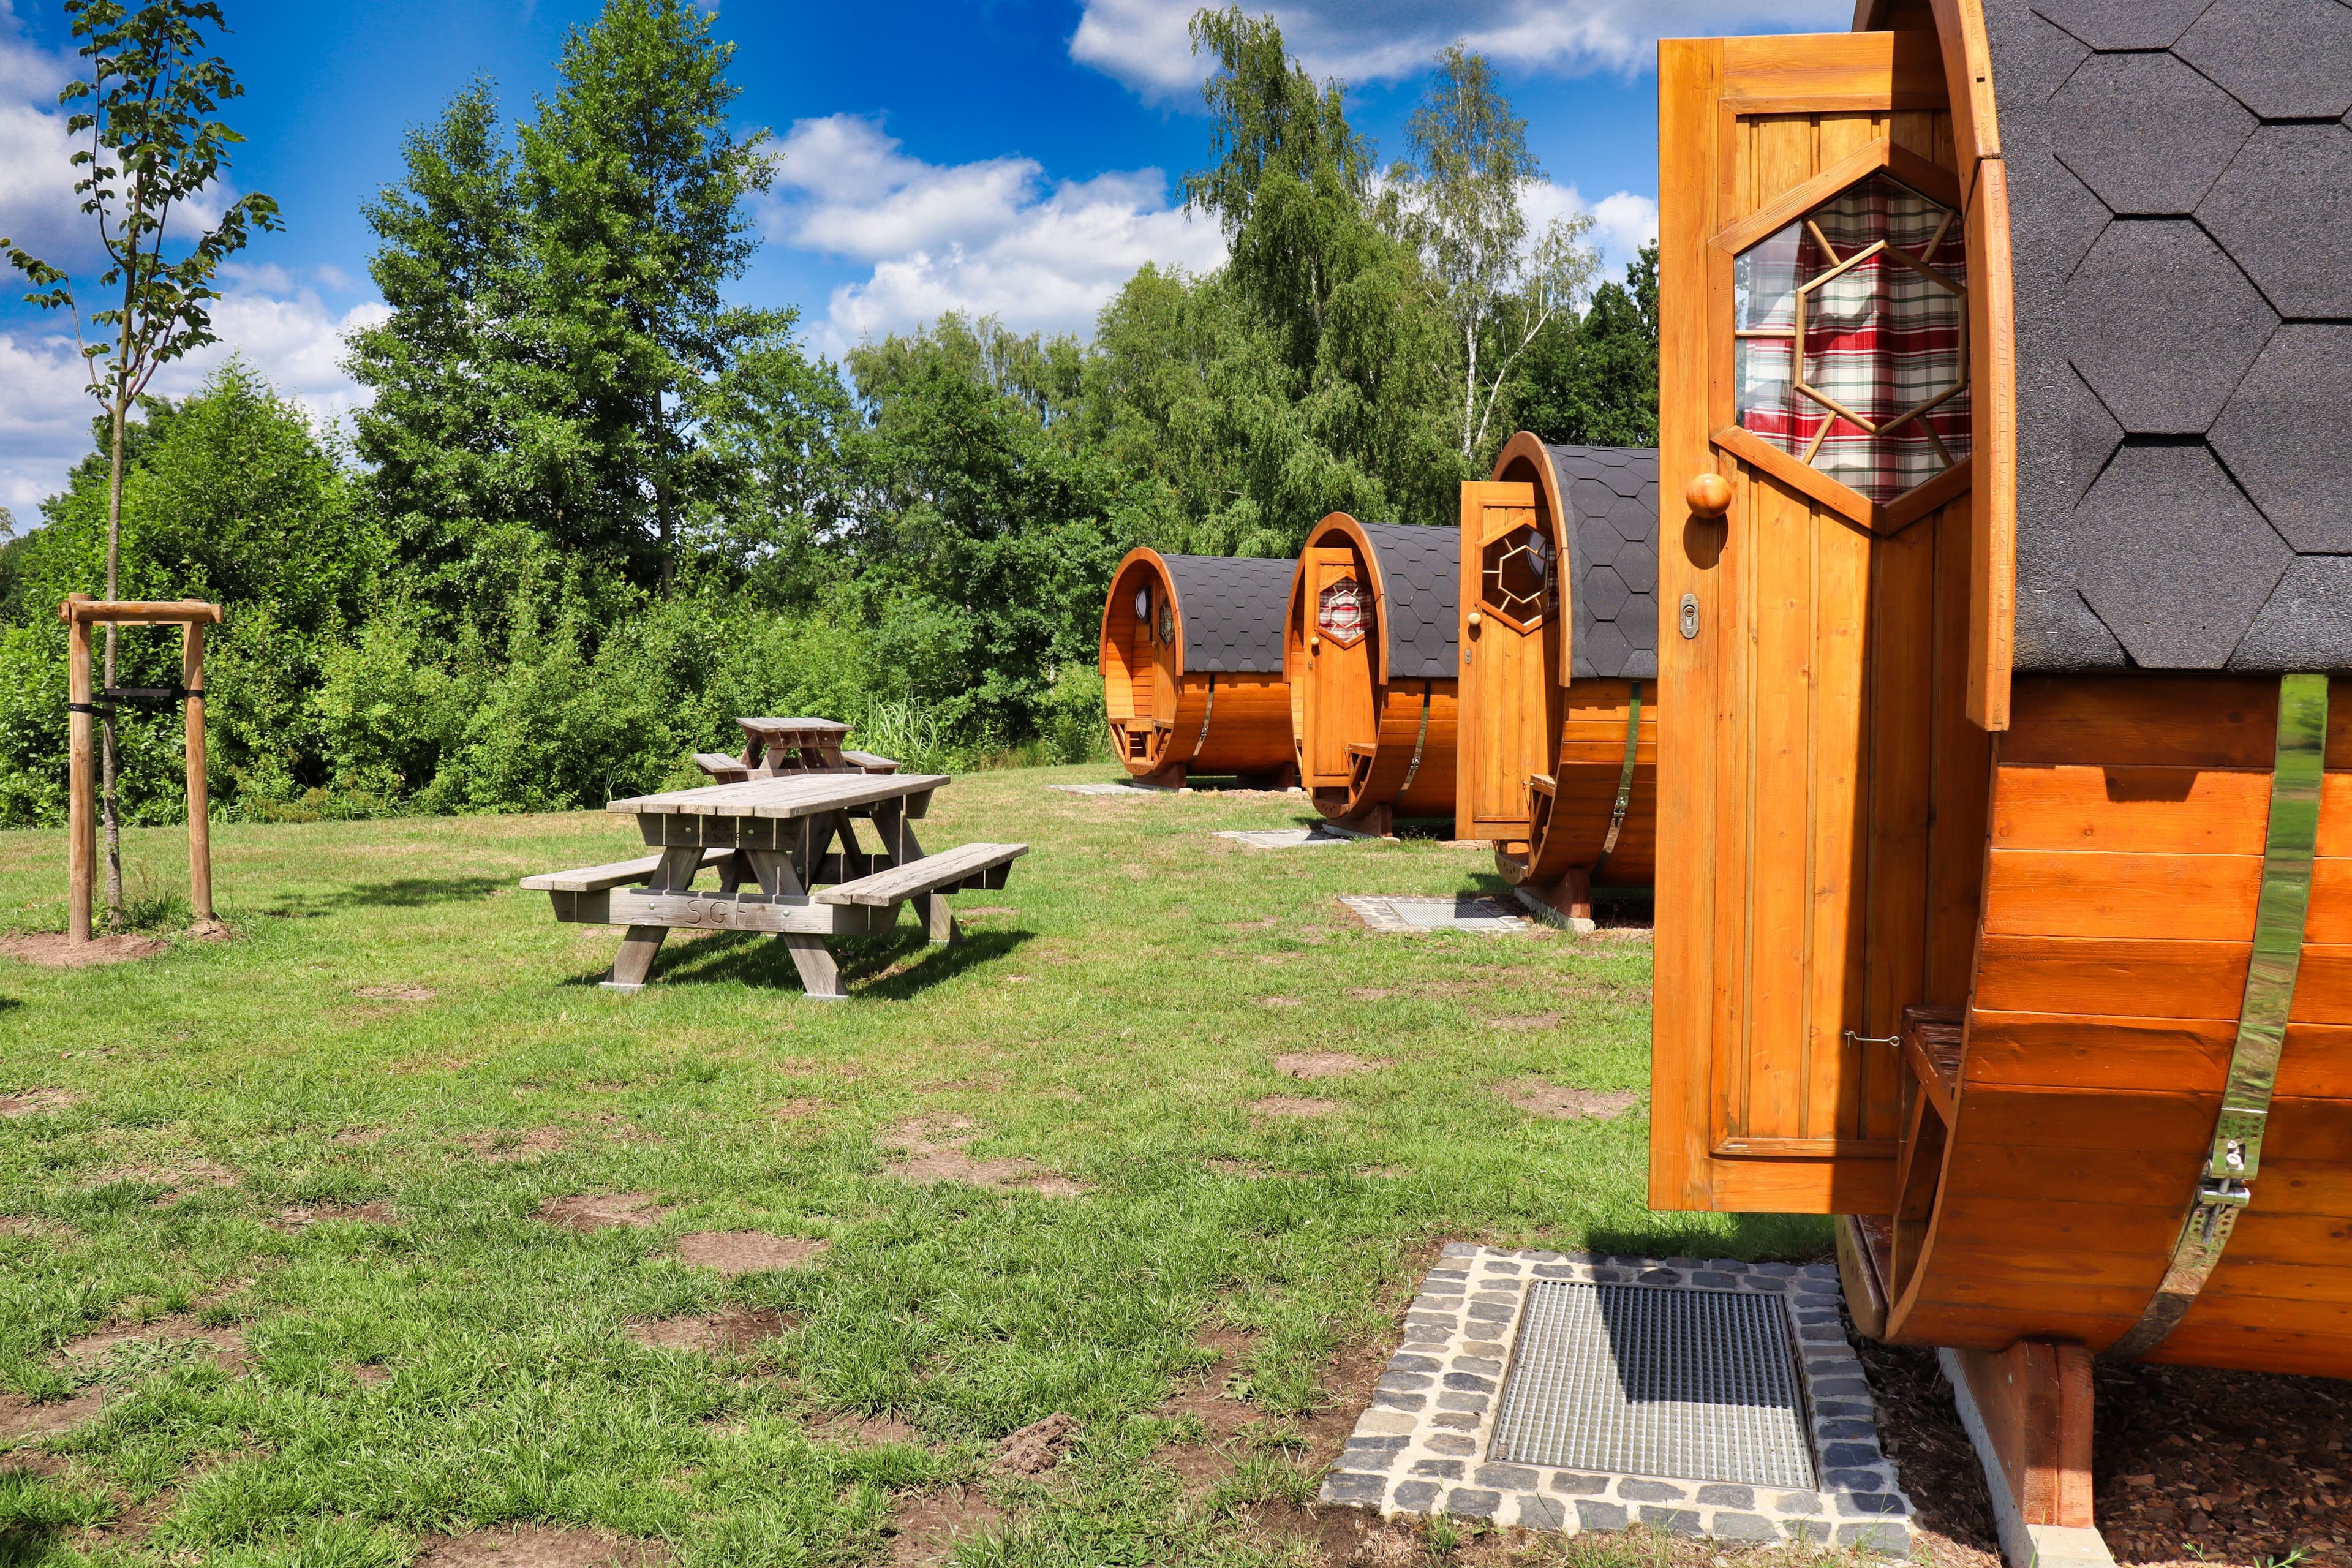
[2002,676,2278,769]
[1991,764,2272,856]
[1973,933,2247,1020]
[1981,850,2263,942]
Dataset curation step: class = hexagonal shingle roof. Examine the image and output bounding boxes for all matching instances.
[1536,445,1662,682]
[1159,554,1295,675]
[1986,0,2346,673]
[1354,522,1461,682]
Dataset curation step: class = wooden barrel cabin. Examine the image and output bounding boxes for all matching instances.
[1652,5,2352,1559]
[1284,516,1459,835]
[1458,435,1661,926]
[1098,548,1297,788]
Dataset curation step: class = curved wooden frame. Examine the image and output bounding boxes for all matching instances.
[1284,514,1458,831]
[1097,548,1295,788]
[1466,435,1662,910]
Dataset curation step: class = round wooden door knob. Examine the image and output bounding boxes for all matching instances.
[1466,610,1483,628]
[1686,472,1733,518]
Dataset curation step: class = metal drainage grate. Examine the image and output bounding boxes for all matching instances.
[1490,1282,1818,1490]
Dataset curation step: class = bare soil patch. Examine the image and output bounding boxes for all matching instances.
[1485,1014,1560,1031]
[353,1363,392,1387]
[412,1525,673,1566]
[824,1409,926,1446]
[1494,1079,1642,1120]
[880,1117,1087,1196]
[460,1128,566,1163]
[995,1411,1079,1476]
[0,1088,78,1117]
[888,1487,1004,1567]
[0,1387,105,1441]
[1154,1324,1264,1489]
[674,1231,829,1275]
[59,1316,247,1374]
[538,1193,665,1232]
[353,984,436,1001]
[89,1161,237,1204]
[627,1306,790,1353]
[771,1098,833,1121]
[0,932,166,968]
[1272,1052,1374,1080]
[1206,1158,1271,1180]
[1248,1096,1337,1120]
[330,1127,383,1147]
[270,1200,397,1232]
[1259,994,1302,1008]
[586,1114,663,1145]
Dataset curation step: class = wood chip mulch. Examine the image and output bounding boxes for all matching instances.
[2095,1357,2352,1567]
[1860,1325,2352,1568]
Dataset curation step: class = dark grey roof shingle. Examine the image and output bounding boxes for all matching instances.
[1988,0,2352,673]
[2176,0,2352,120]
[1159,553,1294,675]
[2049,53,2253,214]
[1352,522,1460,681]
[1539,444,1662,682]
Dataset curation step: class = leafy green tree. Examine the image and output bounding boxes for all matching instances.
[848,315,1131,741]
[1,0,277,919]
[1510,243,1659,448]
[1384,44,1597,458]
[519,0,782,590]
[345,83,579,625]
[6,361,375,818]
[351,0,782,609]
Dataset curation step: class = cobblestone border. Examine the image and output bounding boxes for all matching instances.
[1338,896,1537,935]
[1316,1243,1914,1555]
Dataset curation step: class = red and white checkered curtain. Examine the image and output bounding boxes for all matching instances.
[1735,174,1970,504]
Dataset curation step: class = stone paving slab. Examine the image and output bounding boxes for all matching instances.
[1342,895,1536,934]
[1316,1242,1914,1555]
[1216,827,1352,849]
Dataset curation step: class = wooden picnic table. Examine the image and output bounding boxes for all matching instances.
[521,771,1025,1001]
[692,716,899,782]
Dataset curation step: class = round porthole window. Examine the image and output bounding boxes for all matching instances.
[1733,171,1969,504]
[1133,586,1150,620]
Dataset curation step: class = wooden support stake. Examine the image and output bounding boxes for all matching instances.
[183,620,214,925]
[1942,1340,2112,1568]
[66,605,94,946]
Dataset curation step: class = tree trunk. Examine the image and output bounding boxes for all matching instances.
[100,386,125,922]
[1460,317,1480,457]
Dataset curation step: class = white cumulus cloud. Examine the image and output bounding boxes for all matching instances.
[1523,181,1658,278]
[1071,0,1851,97]
[0,281,388,514]
[769,115,1226,356]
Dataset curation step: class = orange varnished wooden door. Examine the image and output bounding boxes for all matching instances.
[1304,545,1374,788]
[1456,481,1557,845]
[1651,31,1990,1216]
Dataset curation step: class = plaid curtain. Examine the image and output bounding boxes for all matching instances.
[1735,173,1970,504]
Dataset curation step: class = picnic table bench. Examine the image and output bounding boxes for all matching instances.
[691,716,899,783]
[520,771,1024,1001]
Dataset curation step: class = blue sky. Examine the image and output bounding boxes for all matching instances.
[0,0,1848,512]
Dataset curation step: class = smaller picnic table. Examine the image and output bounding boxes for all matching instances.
[520,771,1025,1000]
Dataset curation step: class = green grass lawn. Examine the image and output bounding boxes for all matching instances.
[0,766,1826,1566]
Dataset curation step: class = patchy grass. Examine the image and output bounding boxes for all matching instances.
[0,765,1826,1565]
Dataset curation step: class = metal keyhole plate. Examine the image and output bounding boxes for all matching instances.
[1679,594,1700,640]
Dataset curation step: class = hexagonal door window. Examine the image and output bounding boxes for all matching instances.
[1480,525,1553,633]
[1733,171,1969,504]
[1317,576,1369,646]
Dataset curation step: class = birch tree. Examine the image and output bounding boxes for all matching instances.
[1386,45,1597,459]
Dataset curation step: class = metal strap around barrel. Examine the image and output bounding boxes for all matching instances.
[1589,681,1645,883]
[1190,674,1216,761]
[1396,682,1433,796]
[2107,671,2330,1361]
